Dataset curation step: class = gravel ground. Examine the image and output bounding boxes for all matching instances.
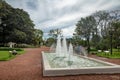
[0,47,120,80]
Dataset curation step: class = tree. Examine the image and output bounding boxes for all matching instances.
[111,21,120,48]
[45,37,55,47]
[49,28,62,39]
[0,0,39,46]
[74,10,120,52]
[92,11,110,37]
[91,34,101,47]
[33,29,43,46]
[75,16,96,53]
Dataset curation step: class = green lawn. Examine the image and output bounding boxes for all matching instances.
[0,50,25,61]
[97,52,120,58]
[90,49,120,59]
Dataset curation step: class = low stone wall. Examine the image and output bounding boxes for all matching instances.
[42,52,120,76]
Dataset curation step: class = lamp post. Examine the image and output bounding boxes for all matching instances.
[110,31,112,55]
[109,27,114,55]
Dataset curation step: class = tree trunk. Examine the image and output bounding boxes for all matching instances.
[87,38,90,53]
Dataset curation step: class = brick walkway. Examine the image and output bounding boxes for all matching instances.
[0,47,120,80]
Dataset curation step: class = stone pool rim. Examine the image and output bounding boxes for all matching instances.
[42,51,120,76]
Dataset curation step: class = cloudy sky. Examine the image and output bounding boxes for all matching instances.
[5,0,120,38]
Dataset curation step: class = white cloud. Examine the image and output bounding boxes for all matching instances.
[54,0,78,9]
[62,25,76,38]
[5,0,120,38]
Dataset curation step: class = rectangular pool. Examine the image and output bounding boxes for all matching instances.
[42,52,120,76]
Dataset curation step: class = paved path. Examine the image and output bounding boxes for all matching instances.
[0,47,120,80]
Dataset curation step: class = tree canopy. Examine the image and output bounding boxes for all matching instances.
[0,0,43,46]
[49,28,62,39]
[75,10,120,51]
[76,16,97,52]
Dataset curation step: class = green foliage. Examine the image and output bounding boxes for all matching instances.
[47,28,62,46]
[49,28,62,39]
[74,10,120,52]
[0,1,43,46]
[0,47,23,51]
[9,29,27,43]
[45,37,55,47]
[71,35,87,46]
[90,48,97,51]
[0,51,10,61]
[76,16,97,53]
[97,52,120,59]
[111,22,120,48]
[0,48,24,61]
[90,48,120,58]
[15,44,35,48]
[92,11,110,36]
[95,38,110,50]
[33,29,43,46]
[91,34,101,47]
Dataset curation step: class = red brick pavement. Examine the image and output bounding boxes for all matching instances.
[0,47,119,80]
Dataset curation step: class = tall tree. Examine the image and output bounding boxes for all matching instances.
[75,16,96,53]
[33,29,43,46]
[0,0,39,46]
[45,37,55,47]
[110,21,120,48]
[49,28,62,39]
[92,11,110,37]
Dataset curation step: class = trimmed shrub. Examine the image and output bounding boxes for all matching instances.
[0,47,23,51]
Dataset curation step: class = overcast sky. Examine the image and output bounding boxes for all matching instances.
[5,0,120,38]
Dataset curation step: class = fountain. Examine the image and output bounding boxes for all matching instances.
[75,45,87,56]
[49,43,56,53]
[42,36,120,76]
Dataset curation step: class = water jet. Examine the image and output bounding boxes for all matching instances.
[42,36,120,76]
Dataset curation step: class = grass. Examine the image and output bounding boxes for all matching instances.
[0,47,23,51]
[97,52,120,59]
[91,49,120,59]
[0,49,25,61]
